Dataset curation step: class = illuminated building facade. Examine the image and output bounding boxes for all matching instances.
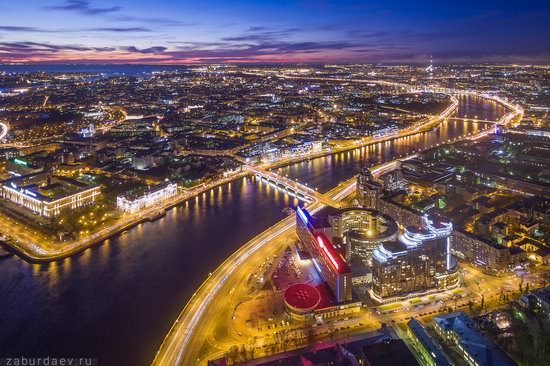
[296,206,352,303]
[380,169,405,191]
[1,173,100,217]
[117,182,177,213]
[6,157,43,177]
[328,208,398,263]
[371,214,458,301]
[451,229,522,271]
[356,167,383,209]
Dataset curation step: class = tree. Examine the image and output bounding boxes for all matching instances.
[279,330,291,351]
[305,327,316,345]
[227,345,239,364]
[240,344,247,361]
[328,321,336,341]
[247,336,258,359]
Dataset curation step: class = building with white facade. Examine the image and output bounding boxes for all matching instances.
[117,182,177,213]
[1,173,101,218]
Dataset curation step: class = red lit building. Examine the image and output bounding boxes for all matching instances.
[296,206,352,303]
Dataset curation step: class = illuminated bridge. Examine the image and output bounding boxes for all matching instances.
[447,117,499,124]
[247,166,341,208]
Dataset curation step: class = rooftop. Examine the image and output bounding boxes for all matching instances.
[434,312,516,366]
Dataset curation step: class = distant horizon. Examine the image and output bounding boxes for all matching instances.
[2,61,550,66]
[1,1,549,64]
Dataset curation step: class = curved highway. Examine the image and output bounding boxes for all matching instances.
[152,93,522,366]
[0,121,8,141]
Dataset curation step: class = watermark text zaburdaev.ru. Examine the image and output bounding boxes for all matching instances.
[1,358,97,366]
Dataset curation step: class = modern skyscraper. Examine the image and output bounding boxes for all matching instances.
[371,214,458,301]
[328,208,398,263]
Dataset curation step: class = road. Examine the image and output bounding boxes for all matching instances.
[151,93,523,365]
[0,121,8,141]
[150,160,429,366]
[1,170,249,261]
[0,89,459,262]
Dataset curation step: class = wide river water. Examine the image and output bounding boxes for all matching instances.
[0,95,505,365]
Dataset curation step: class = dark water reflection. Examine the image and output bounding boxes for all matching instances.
[0,95,505,366]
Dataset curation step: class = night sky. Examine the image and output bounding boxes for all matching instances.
[1,0,549,64]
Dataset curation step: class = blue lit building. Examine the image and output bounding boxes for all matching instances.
[371,214,459,301]
[296,206,352,303]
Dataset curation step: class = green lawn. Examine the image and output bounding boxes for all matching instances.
[427,295,437,300]
[420,314,436,323]
[452,289,464,295]
[379,303,403,311]
[397,322,408,332]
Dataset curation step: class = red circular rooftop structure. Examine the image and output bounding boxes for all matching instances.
[284,284,321,315]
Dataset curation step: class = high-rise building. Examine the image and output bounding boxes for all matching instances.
[296,206,352,303]
[328,208,398,263]
[356,167,383,209]
[371,214,458,301]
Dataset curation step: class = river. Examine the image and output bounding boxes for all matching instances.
[0,94,505,365]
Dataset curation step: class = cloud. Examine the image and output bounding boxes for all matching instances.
[114,15,194,26]
[89,27,152,33]
[120,46,168,54]
[44,0,121,15]
[0,26,39,32]
[246,26,268,32]
[347,30,389,39]
[0,41,115,53]
[0,25,152,33]
[42,1,187,26]
[2,30,549,65]
[222,27,302,42]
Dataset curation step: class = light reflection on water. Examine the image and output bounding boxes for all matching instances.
[0,96,504,366]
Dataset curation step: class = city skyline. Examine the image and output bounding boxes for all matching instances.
[1,0,550,64]
[0,61,548,366]
[1,2,550,365]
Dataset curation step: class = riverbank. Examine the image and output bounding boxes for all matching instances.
[0,242,14,258]
[1,92,512,264]
[0,100,456,263]
[0,94,514,366]
[267,95,459,170]
[151,117,510,365]
[2,170,249,263]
